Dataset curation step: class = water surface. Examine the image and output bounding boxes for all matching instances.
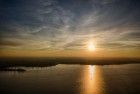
[0,64,140,94]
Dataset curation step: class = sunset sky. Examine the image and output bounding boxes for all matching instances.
[0,0,140,57]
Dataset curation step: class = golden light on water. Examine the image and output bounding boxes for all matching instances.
[88,41,96,51]
[81,65,105,94]
[89,65,95,80]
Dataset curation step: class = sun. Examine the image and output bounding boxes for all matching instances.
[88,41,96,51]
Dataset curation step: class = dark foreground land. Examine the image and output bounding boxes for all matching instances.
[0,57,140,70]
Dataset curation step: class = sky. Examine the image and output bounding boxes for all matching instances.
[0,0,140,57]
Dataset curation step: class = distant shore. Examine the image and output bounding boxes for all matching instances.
[0,57,140,68]
[0,68,26,72]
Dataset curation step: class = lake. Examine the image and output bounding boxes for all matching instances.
[0,64,140,94]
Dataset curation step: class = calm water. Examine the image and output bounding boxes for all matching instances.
[0,64,140,94]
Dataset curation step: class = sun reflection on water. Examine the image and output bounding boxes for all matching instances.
[89,65,95,80]
[81,65,105,94]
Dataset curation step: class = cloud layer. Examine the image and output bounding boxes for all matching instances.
[0,0,140,52]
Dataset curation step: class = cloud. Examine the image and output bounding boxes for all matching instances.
[0,40,22,47]
[98,42,140,49]
[0,0,140,51]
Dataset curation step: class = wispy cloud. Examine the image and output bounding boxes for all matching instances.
[0,0,140,52]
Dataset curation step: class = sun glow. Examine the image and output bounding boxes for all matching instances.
[88,41,96,51]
